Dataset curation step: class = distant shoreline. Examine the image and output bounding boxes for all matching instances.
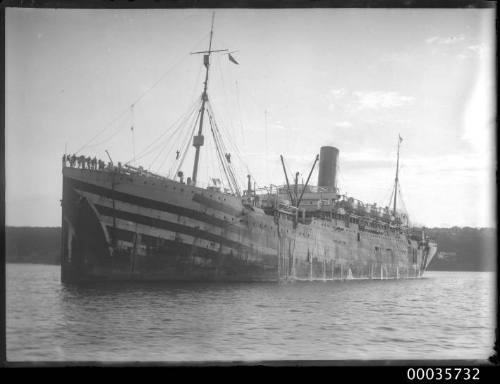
[5,226,496,272]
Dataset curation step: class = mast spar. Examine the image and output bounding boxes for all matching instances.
[190,13,229,185]
[392,135,402,215]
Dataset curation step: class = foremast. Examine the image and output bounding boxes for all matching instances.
[191,13,229,185]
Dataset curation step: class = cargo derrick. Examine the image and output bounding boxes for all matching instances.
[258,145,409,239]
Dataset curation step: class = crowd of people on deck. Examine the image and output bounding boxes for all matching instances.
[62,154,112,170]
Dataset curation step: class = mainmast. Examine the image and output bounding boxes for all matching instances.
[191,13,228,185]
[392,134,402,215]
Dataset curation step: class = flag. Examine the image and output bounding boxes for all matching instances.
[228,53,239,65]
[399,134,403,143]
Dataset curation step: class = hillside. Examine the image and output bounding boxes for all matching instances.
[6,227,61,265]
[4,226,496,271]
[425,227,496,271]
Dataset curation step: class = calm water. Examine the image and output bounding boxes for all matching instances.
[6,263,496,362]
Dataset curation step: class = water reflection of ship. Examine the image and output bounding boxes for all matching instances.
[60,14,437,283]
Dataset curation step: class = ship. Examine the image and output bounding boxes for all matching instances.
[60,15,437,283]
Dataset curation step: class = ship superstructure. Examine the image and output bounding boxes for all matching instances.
[60,15,437,283]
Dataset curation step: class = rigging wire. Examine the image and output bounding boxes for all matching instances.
[208,33,245,147]
[235,75,268,134]
[207,112,234,194]
[397,183,408,214]
[162,104,201,175]
[131,104,136,166]
[207,102,250,188]
[80,27,252,195]
[386,187,395,211]
[380,179,395,208]
[207,111,233,192]
[208,101,237,155]
[74,31,211,155]
[213,134,228,192]
[215,54,235,132]
[207,107,242,195]
[153,113,193,173]
[197,107,227,191]
[217,35,245,142]
[206,130,221,189]
[174,109,201,177]
[201,54,251,188]
[218,53,250,161]
[128,98,200,165]
[189,60,204,106]
[209,120,228,192]
[79,110,132,151]
[148,99,201,171]
[208,102,249,172]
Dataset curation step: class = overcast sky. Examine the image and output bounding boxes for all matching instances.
[6,8,495,228]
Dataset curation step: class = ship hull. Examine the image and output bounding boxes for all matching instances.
[61,167,437,283]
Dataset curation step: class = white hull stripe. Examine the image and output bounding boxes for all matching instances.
[76,189,277,256]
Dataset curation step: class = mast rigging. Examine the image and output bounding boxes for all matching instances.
[392,135,402,216]
[190,12,231,186]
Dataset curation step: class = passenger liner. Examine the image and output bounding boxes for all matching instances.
[60,15,437,283]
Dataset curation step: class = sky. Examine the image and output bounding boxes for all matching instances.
[5,8,496,228]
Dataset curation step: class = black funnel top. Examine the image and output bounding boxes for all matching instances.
[317,146,339,189]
